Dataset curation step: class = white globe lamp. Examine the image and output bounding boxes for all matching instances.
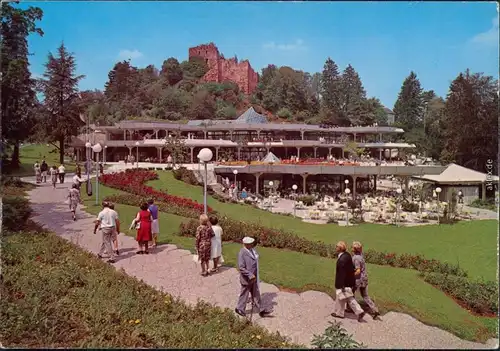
[345,188,351,195]
[436,187,442,194]
[92,143,102,153]
[198,148,213,163]
[344,179,349,185]
[269,181,274,187]
[233,169,238,175]
[396,188,402,194]
[292,184,298,191]
[85,142,92,148]
[135,141,140,146]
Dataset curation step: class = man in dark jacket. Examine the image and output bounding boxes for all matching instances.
[331,241,365,322]
[40,160,48,183]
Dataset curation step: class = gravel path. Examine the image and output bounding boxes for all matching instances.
[26,181,498,349]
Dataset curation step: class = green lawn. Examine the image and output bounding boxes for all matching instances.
[81,187,498,343]
[6,143,76,177]
[147,172,498,281]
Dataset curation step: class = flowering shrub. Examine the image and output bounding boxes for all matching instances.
[177,217,467,277]
[100,169,211,213]
[421,272,498,315]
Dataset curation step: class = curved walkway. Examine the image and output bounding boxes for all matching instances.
[26,181,498,349]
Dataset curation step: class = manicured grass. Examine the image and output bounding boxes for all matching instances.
[1,230,297,348]
[6,143,76,177]
[81,191,498,343]
[147,172,498,281]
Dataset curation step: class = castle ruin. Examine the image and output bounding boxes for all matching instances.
[188,43,259,95]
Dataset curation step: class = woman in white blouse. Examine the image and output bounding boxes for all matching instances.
[209,215,223,273]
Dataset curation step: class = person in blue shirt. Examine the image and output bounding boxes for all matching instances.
[148,199,159,248]
[241,187,248,200]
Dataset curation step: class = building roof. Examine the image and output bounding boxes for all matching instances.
[383,107,394,115]
[262,152,281,163]
[234,107,268,124]
[413,163,499,184]
[187,120,228,126]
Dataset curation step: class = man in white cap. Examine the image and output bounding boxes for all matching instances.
[235,236,272,318]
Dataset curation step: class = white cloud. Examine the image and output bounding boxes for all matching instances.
[117,49,144,60]
[263,39,307,51]
[470,16,499,46]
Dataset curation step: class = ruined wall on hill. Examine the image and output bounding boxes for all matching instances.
[188,43,258,94]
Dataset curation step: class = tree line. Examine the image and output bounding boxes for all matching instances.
[1,2,497,175]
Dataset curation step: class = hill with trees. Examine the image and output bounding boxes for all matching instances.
[1,2,498,176]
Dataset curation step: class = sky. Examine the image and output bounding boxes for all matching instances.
[24,1,499,108]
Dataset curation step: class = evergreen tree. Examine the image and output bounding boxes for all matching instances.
[1,3,43,167]
[393,71,424,130]
[39,43,85,164]
[320,58,346,125]
[441,70,498,172]
[340,64,368,125]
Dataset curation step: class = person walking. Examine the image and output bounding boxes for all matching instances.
[50,165,58,188]
[94,201,119,264]
[351,241,380,319]
[331,241,365,322]
[67,184,81,221]
[34,162,41,183]
[195,214,214,276]
[58,164,66,184]
[209,215,223,273]
[147,199,159,248]
[40,160,48,183]
[108,203,120,255]
[134,202,153,254]
[72,173,83,190]
[235,237,272,318]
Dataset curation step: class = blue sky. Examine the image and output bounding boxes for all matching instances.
[25,1,498,108]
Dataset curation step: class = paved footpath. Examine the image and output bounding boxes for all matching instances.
[26,181,498,349]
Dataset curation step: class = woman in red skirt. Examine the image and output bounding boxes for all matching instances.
[134,202,153,254]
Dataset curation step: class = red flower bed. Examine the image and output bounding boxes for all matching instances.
[101,169,212,213]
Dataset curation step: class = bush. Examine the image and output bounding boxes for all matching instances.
[172,167,201,186]
[297,195,315,206]
[176,217,467,276]
[1,231,299,348]
[277,107,293,119]
[2,196,33,232]
[470,198,497,212]
[421,272,498,315]
[401,201,419,212]
[100,169,211,213]
[311,321,365,349]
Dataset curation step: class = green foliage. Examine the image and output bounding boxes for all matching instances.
[180,56,208,79]
[440,70,498,173]
[1,3,44,167]
[393,71,424,131]
[1,231,298,348]
[172,167,201,186]
[401,201,419,213]
[311,321,365,349]
[297,195,315,206]
[420,272,498,315]
[2,196,33,232]
[342,141,365,160]
[277,107,292,119]
[38,43,85,164]
[469,198,497,212]
[161,57,183,86]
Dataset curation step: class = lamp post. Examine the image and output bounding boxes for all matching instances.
[233,169,238,199]
[436,187,442,224]
[396,187,402,227]
[135,141,140,169]
[344,188,351,224]
[104,145,108,164]
[198,148,213,214]
[268,181,274,210]
[92,143,102,205]
[85,142,91,178]
[292,184,298,217]
[344,178,349,192]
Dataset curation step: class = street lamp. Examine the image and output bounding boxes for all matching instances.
[396,187,402,227]
[233,169,238,199]
[436,187,442,224]
[85,141,92,178]
[135,141,140,169]
[92,143,103,205]
[198,148,213,214]
[292,184,298,217]
[344,188,351,223]
[104,145,108,164]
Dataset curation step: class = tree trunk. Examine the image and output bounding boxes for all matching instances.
[11,141,20,168]
[59,136,65,164]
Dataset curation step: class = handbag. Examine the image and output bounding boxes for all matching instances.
[336,287,354,301]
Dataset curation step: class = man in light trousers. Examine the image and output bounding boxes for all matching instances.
[94,201,120,264]
[235,236,272,318]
